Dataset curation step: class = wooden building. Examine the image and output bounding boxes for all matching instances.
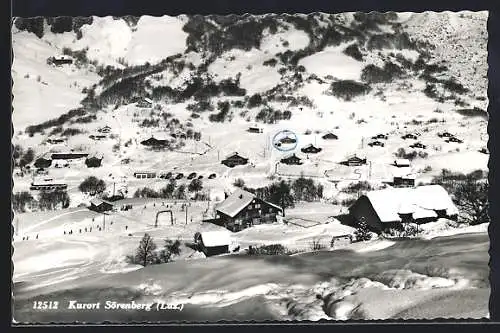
[322,132,338,140]
[52,55,73,66]
[221,152,249,168]
[213,188,284,232]
[340,155,367,167]
[301,144,322,154]
[280,153,303,165]
[140,137,167,147]
[89,198,114,213]
[194,231,231,257]
[393,175,416,187]
[134,171,157,179]
[348,185,458,233]
[51,152,89,160]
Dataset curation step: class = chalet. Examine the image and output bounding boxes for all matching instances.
[340,155,367,167]
[140,137,167,147]
[134,171,157,179]
[280,153,303,165]
[194,231,231,257]
[89,134,107,141]
[221,152,249,168]
[97,126,112,134]
[280,136,297,144]
[348,185,458,232]
[46,137,67,145]
[136,97,153,108]
[34,154,52,168]
[213,188,284,232]
[394,159,411,168]
[85,153,104,168]
[52,55,73,66]
[393,175,416,187]
[30,178,68,191]
[301,144,322,154]
[438,132,454,138]
[248,125,263,133]
[51,152,89,160]
[89,198,114,213]
[401,133,418,140]
[322,132,338,140]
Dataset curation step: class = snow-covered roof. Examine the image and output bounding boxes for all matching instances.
[199,230,231,247]
[395,159,411,166]
[282,153,300,159]
[363,185,458,223]
[144,97,153,104]
[216,188,256,218]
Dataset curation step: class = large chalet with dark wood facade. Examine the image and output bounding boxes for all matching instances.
[221,152,249,168]
[280,153,303,165]
[213,189,284,232]
[301,144,322,154]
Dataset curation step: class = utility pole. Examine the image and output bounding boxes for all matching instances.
[185,205,188,225]
[102,212,106,230]
[15,217,19,236]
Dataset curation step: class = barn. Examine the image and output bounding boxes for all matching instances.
[134,171,157,179]
[194,230,231,257]
[301,144,322,154]
[221,152,249,168]
[393,175,416,187]
[213,188,284,232]
[280,153,303,165]
[348,185,459,232]
[89,198,114,213]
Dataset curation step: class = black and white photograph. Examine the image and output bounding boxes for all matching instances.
[11,10,490,322]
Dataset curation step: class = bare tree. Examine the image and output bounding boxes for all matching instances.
[453,178,489,225]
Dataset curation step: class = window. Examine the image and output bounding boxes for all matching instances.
[255,203,261,209]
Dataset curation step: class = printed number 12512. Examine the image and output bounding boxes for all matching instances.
[33,301,59,310]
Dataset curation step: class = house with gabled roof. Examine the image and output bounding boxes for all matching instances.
[280,153,303,165]
[213,188,284,232]
[301,144,322,154]
[348,185,458,232]
[221,152,249,168]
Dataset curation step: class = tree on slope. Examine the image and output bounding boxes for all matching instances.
[79,176,106,196]
[127,233,158,267]
[453,178,489,225]
[354,219,372,242]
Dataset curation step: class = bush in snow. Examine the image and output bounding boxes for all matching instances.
[343,43,363,61]
[247,244,289,256]
[328,80,371,101]
[188,179,203,193]
[361,62,404,84]
[247,93,264,108]
[134,187,161,199]
[342,181,372,194]
[209,101,231,122]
